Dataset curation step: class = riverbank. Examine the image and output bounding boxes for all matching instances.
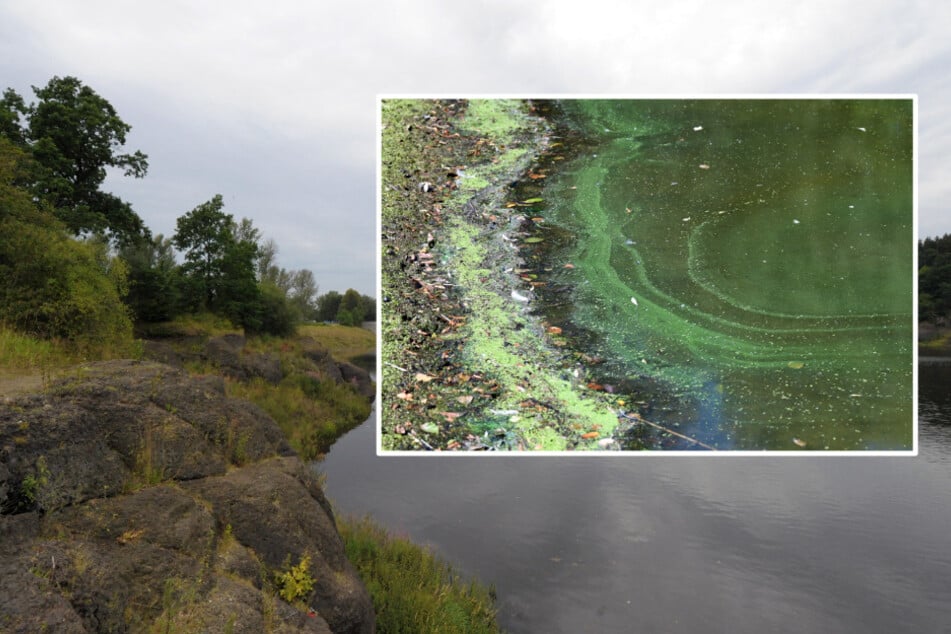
[1,320,502,631]
[919,322,951,357]
[381,99,625,451]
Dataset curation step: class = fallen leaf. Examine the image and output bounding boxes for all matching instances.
[441,412,462,422]
[563,263,575,269]
[456,395,474,405]
[523,237,544,243]
[395,391,413,401]
[587,382,604,391]
[521,197,544,204]
[415,373,435,382]
[420,422,439,434]
[581,431,600,439]
[528,173,546,180]
[547,326,563,334]
[792,437,807,448]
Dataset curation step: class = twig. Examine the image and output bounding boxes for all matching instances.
[619,411,717,451]
[411,432,435,450]
[384,361,408,372]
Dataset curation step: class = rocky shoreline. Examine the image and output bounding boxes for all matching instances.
[1,359,374,632]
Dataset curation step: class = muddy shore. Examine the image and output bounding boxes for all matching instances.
[380,99,650,452]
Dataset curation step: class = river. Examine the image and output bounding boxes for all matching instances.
[322,361,950,632]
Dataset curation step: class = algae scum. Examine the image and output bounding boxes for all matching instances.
[526,99,914,450]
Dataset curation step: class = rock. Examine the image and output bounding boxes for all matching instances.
[202,334,284,384]
[338,361,375,400]
[0,360,374,633]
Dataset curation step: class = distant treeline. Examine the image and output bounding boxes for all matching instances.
[1,76,372,352]
[919,234,951,323]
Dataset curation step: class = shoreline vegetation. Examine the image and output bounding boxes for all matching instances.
[1,316,502,633]
[2,76,500,631]
[381,99,657,452]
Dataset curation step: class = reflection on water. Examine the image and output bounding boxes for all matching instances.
[322,364,949,633]
[528,99,913,450]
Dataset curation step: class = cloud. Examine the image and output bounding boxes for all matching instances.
[2,0,948,294]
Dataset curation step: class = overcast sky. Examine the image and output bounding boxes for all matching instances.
[2,1,947,296]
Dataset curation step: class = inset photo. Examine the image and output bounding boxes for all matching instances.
[378,97,915,454]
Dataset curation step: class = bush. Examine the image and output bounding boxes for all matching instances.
[0,138,135,353]
[248,282,297,337]
[275,555,316,604]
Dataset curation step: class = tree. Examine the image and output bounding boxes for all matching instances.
[289,269,318,321]
[173,195,235,310]
[120,233,183,322]
[360,294,377,321]
[337,288,365,326]
[315,291,342,322]
[0,137,134,350]
[1,76,150,245]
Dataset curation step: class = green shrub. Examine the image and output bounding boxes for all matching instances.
[275,555,316,604]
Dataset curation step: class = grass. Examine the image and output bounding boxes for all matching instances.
[0,324,142,392]
[225,374,371,460]
[147,316,374,459]
[337,514,500,634]
[136,312,241,339]
[295,323,376,365]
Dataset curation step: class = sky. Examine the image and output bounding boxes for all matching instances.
[1,0,948,297]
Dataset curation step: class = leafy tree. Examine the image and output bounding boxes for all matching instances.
[315,291,342,322]
[360,294,377,322]
[216,234,261,329]
[120,233,183,322]
[173,195,236,310]
[337,288,365,326]
[919,234,951,322]
[289,269,318,321]
[256,237,279,281]
[0,137,134,350]
[1,76,149,245]
[251,282,297,337]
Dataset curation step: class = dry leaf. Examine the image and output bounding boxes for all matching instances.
[415,373,435,382]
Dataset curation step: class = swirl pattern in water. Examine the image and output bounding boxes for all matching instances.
[533,99,913,450]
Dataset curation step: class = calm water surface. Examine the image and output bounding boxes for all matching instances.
[527,100,913,450]
[323,364,950,633]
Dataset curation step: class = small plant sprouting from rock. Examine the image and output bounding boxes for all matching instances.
[275,554,316,604]
[21,455,51,510]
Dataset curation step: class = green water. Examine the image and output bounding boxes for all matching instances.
[536,99,913,450]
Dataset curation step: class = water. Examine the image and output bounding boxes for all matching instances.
[322,365,951,633]
[526,99,913,450]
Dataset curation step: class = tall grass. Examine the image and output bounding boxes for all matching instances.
[337,515,500,634]
[0,326,65,370]
[224,374,371,460]
[0,325,141,377]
